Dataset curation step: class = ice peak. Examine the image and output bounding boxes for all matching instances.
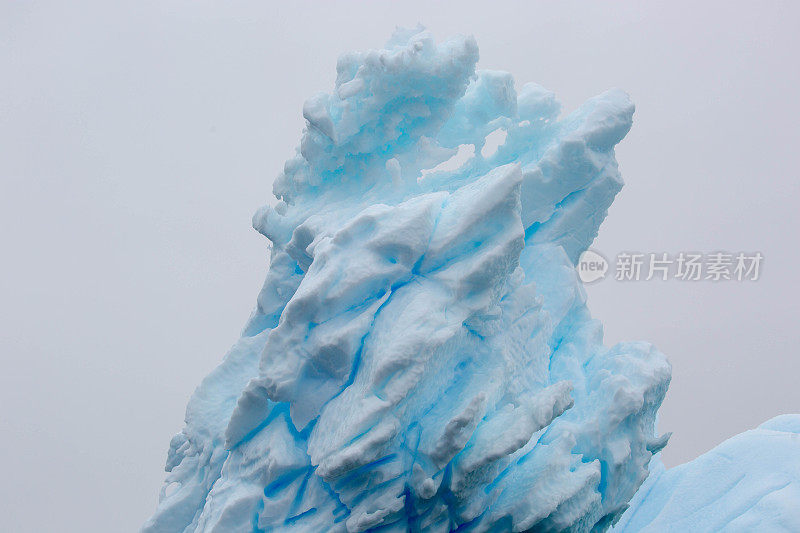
[144,30,665,533]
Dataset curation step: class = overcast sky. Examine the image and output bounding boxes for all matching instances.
[2,1,799,531]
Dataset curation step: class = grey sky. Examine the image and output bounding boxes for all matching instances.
[2,1,798,531]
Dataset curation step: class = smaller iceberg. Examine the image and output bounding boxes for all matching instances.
[613,414,800,532]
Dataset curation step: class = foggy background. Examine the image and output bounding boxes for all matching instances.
[2,1,798,531]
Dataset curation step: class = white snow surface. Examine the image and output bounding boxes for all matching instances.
[143,28,678,532]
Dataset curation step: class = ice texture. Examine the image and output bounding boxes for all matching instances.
[143,28,673,532]
[612,414,800,532]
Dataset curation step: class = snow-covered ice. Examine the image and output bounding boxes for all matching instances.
[143,27,797,532]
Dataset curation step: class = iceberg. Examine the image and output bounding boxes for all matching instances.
[612,415,800,532]
[143,28,797,532]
